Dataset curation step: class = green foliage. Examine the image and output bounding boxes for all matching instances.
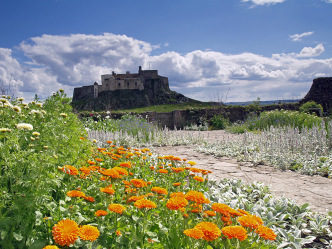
[227,110,324,133]
[299,101,323,116]
[209,114,230,130]
[245,97,262,114]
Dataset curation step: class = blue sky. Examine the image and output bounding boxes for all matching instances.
[1,0,332,102]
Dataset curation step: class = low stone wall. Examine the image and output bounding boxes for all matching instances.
[79,103,299,129]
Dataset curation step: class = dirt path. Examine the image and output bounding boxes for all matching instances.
[152,130,332,213]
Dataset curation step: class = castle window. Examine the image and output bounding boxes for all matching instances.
[127,82,129,87]
[135,82,137,86]
[118,83,121,87]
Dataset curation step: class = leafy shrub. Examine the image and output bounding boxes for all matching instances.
[209,114,230,130]
[299,101,323,116]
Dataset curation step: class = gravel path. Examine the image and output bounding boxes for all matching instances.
[152,130,332,213]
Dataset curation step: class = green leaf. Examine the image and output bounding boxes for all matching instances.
[0,230,7,239]
[132,215,139,222]
[28,239,47,249]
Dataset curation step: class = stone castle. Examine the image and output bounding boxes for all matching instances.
[72,66,195,110]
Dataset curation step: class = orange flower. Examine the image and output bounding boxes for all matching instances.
[188,161,196,166]
[61,165,78,175]
[127,195,145,202]
[237,209,250,216]
[237,215,263,229]
[134,199,157,209]
[116,230,122,236]
[79,166,91,175]
[211,203,241,217]
[79,225,100,241]
[107,140,112,144]
[171,167,184,173]
[151,187,168,195]
[194,222,221,241]
[204,211,216,217]
[158,169,168,174]
[166,197,188,210]
[100,169,120,178]
[183,213,189,218]
[183,228,204,239]
[83,196,95,202]
[67,190,85,198]
[129,172,133,176]
[149,166,155,170]
[130,179,147,188]
[173,182,181,186]
[185,190,210,204]
[123,180,130,185]
[108,204,126,214]
[95,158,103,162]
[193,176,204,182]
[221,226,248,241]
[43,246,59,249]
[170,192,185,198]
[100,187,115,195]
[95,210,108,217]
[190,167,201,173]
[87,160,96,165]
[52,219,79,247]
[255,226,277,241]
[119,161,131,168]
[112,166,128,176]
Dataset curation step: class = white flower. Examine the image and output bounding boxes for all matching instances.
[17,97,25,101]
[16,123,33,131]
[12,105,21,113]
[60,113,67,117]
[36,103,43,107]
[0,128,11,133]
[32,132,40,136]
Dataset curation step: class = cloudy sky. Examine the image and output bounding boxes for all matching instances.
[0,0,332,102]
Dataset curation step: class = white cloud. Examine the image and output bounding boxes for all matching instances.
[297,44,325,57]
[324,0,332,3]
[242,0,286,6]
[1,33,331,102]
[289,31,314,42]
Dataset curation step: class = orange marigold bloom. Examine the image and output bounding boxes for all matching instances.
[79,225,100,241]
[158,169,168,174]
[204,211,216,217]
[107,140,112,144]
[173,182,181,186]
[127,195,145,202]
[100,187,115,195]
[211,203,241,217]
[183,228,204,239]
[151,187,168,195]
[95,158,103,162]
[172,156,181,161]
[221,226,248,241]
[87,160,96,165]
[67,190,85,198]
[237,209,249,216]
[129,172,133,176]
[171,167,184,173]
[83,196,95,202]
[116,230,122,236]
[255,226,277,241]
[95,210,108,217]
[123,180,130,185]
[134,199,157,209]
[52,219,79,247]
[61,165,78,175]
[149,166,155,170]
[170,192,185,198]
[183,213,189,218]
[79,166,91,175]
[119,161,131,168]
[100,169,120,178]
[166,197,189,210]
[130,179,147,188]
[185,190,210,204]
[193,176,205,182]
[190,167,201,173]
[194,222,221,241]
[147,181,152,185]
[43,246,59,249]
[108,204,126,214]
[112,166,128,176]
[237,215,263,229]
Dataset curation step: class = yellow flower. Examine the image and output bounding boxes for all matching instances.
[32,131,40,136]
[166,197,188,210]
[60,113,67,117]
[43,246,59,249]
[0,128,11,133]
[255,226,277,241]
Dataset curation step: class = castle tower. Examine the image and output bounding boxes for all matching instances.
[93,82,98,99]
